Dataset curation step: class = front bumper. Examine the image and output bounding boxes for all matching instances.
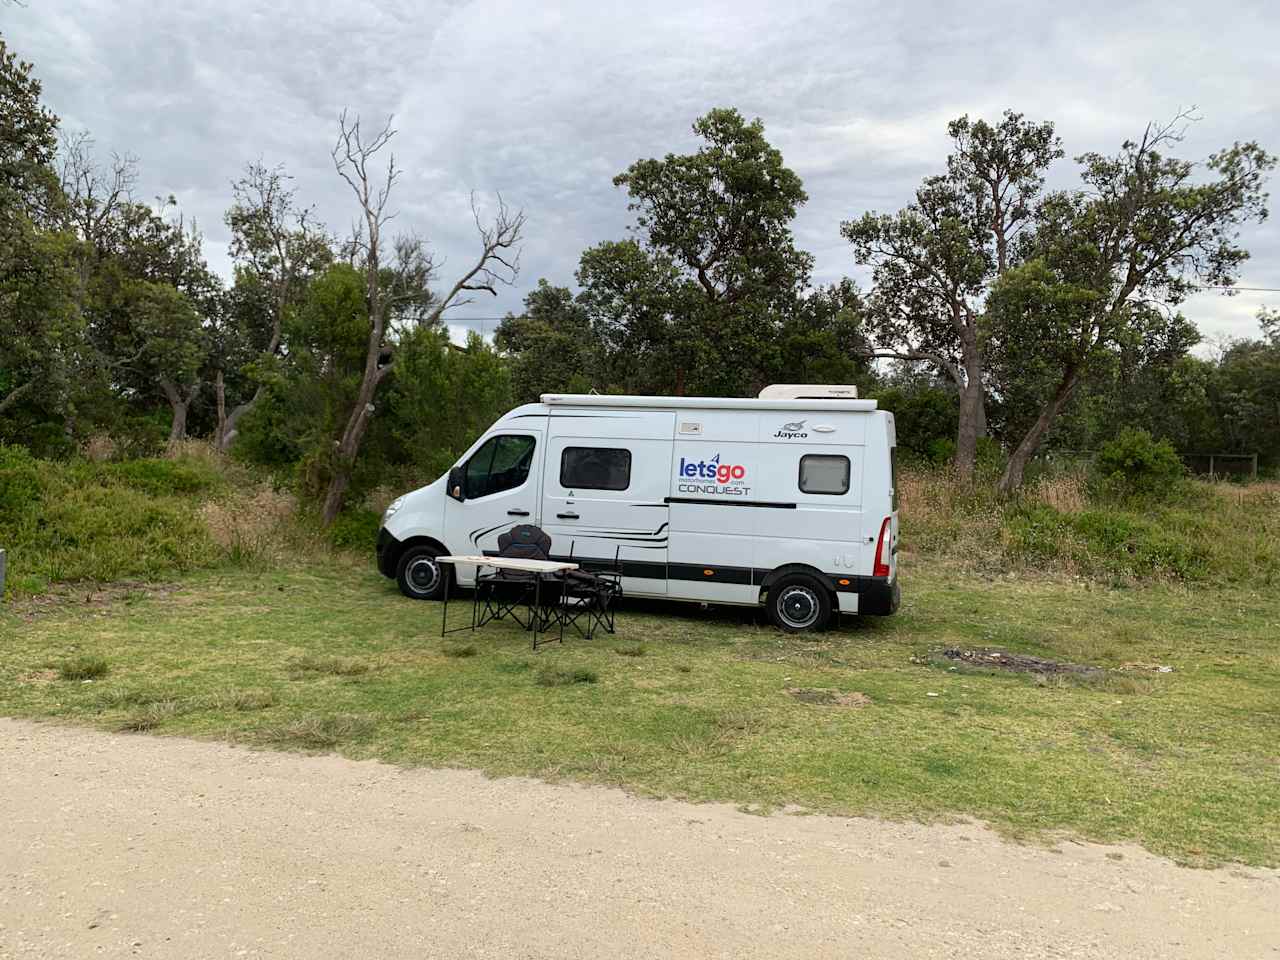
[376,527,400,578]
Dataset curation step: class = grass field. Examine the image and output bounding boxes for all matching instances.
[3,555,1277,867]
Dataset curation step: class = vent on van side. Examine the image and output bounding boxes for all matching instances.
[758,384,859,400]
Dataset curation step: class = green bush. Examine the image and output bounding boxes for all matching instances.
[925,437,956,465]
[108,412,171,460]
[100,457,221,496]
[0,451,221,594]
[0,444,42,528]
[1094,429,1184,497]
[1003,503,1071,564]
[327,508,380,551]
[1004,502,1209,581]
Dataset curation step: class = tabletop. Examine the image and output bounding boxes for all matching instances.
[437,555,579,574]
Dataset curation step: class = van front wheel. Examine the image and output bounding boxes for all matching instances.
[396,546,445,601]
[767,573,832,633]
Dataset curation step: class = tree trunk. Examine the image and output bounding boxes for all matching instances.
[214,370,227,450]
[321,463,353,526]
[160,379,199,454]
[167,401,189,450]
[955,382,981,480]
[953,323,985,483]
[997,368,1081,495]
[320,368,385,525]
[216,389,262,453]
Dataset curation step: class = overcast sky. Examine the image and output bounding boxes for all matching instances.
[8,0,1278,347]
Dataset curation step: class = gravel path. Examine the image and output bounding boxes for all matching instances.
[2,718,1277,959]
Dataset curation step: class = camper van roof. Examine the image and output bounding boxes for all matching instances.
[539,393,879,412]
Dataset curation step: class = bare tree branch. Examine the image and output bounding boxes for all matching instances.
[428,192,526,325]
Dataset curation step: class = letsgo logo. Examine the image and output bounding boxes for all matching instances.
[676,453,751,497]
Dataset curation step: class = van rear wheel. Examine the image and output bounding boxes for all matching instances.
[396,545,445,601]
[767,573,832,633]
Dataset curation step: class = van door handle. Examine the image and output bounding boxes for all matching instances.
[507,509,530,517]
[557,512,580,520]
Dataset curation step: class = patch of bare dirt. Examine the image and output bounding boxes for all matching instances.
[8,581,180,622]
[17,669,59,684]
[785,687,872,707]
[940,648,1103,677]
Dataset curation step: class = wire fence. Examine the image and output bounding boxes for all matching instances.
[1037,449,1260,479]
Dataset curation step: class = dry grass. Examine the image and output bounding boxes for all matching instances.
[1029,468,1089,514]
[1205,479,1280,507]
[164,438,223,466]
[200,484,297,565]
[258,714,376,750]
[286,653,371,678]
[80,434,117,462]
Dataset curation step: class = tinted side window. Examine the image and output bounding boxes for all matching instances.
[465,435,536,498]
[798,454,850,495]
[890,445,899,510]
[560,446,632,491]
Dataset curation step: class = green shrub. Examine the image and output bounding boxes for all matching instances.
[0,444,42,528]
[1095,429,1184,497]
[1004,502,1209,581]
[327,508,380,551]
[1004,503,1073,564]
[101,458,220,496]
[0,452,219,593]
[925,437,956,465]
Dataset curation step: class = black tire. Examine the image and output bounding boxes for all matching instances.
[766,572,832,633]
[396,545,445,601]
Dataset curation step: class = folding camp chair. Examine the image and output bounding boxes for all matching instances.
[554,543,623,640]
[474,525,555,631]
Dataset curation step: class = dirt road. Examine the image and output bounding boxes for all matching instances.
[1,719,1276,959]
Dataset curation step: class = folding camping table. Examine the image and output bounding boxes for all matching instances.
[437,555,579,650]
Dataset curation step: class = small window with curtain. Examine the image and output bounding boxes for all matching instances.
[560,446,632,491]
[798,454,850,495]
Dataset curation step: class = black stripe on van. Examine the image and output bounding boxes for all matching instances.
[664,497,796,509]
[482,551,881,595]
[668,563,753,585]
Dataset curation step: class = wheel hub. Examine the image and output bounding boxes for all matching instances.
[778,585,819,629]
[408,558,439,593]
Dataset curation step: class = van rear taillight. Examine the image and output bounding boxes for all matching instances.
[873,517,892,578]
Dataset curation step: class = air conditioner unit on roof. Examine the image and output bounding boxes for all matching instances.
[757,384,859,400]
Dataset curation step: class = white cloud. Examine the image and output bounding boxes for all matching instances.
[8,0,1277,341]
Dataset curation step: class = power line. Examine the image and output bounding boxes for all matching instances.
[1194,285,1280,293]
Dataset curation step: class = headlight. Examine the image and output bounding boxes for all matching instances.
[383,496,406,521]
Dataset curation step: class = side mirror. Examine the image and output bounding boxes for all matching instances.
[447,466,465,502]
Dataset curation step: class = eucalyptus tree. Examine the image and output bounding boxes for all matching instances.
[603,107,814,396]
[989,118,1274,492]
[842,111,1061,480]
[217,161,331,450]
[0,33,78,423]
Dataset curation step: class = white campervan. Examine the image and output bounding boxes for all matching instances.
[375,384,899,631]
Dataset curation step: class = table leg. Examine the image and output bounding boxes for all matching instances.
[439,562,451,638]
[532,574,542,651]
